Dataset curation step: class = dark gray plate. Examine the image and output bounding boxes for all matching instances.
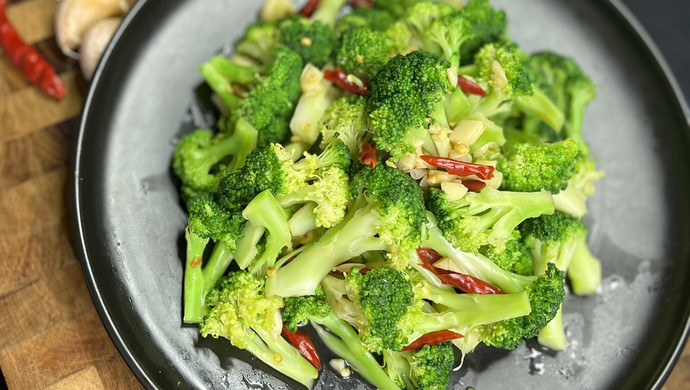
[72,0,690,389]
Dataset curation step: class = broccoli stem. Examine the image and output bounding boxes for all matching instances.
[567,238,601,295]
[443,87,477,124]
[552,184,588,218]
[236,191,292,277]
[312,321,401,390]
[207,55,264,85]
[183,229,210,323]
[514,88,565,132]
[234,221,265,269]
[227,118,260,172]
[244,327,319,389]
[310,0,348,27]
[266,205,389,297]
[415,291,532,334]
[289,203,318,237]
[289,66,335,146]
[423,215,534,294]
[184,234,236,324]
[565,90,595,156]
[537,304,567,351]
[199,62,243,112]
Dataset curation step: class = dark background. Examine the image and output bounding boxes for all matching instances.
[622,0,690,112]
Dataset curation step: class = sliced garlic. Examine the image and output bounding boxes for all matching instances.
[259,0,295,22]
[441,180,468,201]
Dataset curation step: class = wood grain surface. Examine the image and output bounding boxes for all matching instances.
[0,1,687,389]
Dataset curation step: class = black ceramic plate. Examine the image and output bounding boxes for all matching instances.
[72,0,690,389]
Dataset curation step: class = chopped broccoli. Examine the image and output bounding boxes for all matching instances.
[373,0,424,18]
[522,50,597,154]
[265,164,427,297]
[235,21,281,65]
[458,0,508,64]
[172,122,258,198]
[367,50,454,158]
[337,7,396,33]
[182,191,245,323]
[498,138,582,193]
[279,16,337,67]
[200,271,318,388]
[552,158,604,218]
[282,290,401,390]
[383,342,455,390]
[335,26,393,82]
[520,212,601,350]
[471,43,564,131]
[289,64,336,146]
[319,96,370,156]
[426,186,555,255]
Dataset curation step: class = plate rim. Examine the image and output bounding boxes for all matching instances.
[70,1,690,389]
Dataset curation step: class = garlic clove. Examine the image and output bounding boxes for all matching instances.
[79,17,122,80]
[55,0,132,56]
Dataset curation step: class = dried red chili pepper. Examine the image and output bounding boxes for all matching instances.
[0,0,67,99]
[299,0,321,17]
[461,179,487,192]
[401,330,464,351]
[415,248,503,294]
[358,140,377,168]
[348,0,373,8]
[281,325,321,370]
[324,68,368,96]
[457,75,487,97]
[419,155,494,180]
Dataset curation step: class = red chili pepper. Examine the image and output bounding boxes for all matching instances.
[457,75,486,97]
[415,248,503,294]
[436,273,503,295]
[348,0,373,8]
[401,330,464,351]
[419,155,494,180]
[462,179,487,192]
[359,140,377,169]
[0,0,67,99]
[324,68,368,96]
[299,0,321,17]
[281,325,321,370]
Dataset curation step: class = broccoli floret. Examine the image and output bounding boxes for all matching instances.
[200,271,318,388]
[172,124,258,198]
[480,230,534,275]
[522,51,597,154]
[235,45,304,147]
[335,26,393,83]
[498,138,582,193]
[265,164,427,297]
[426,186,555,255]
[521,211,601,295]
[279,16,337,67]
[552,158,604,218]
[233,190,292,276]
[199,56,264,111]
[282,291,401,390]
[319,96,369,156]
[337,7,396,33]
[383,342,455,390]
[183,192,245,323]
[478,262,565,349]
[367,50,454,158]
[373,0,423,18]
[345,268,416,352]
[519,212,600,350]
[458,0,508,64]
[471,43,564,132]
[322,266,533,354]
[220,142,352,272]
[235,21,281,65]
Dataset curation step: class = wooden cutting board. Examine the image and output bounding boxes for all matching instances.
[0,0,686,389]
